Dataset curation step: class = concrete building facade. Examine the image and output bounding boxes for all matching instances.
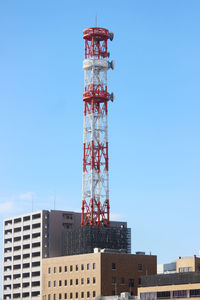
[42,251,157,300]
[3,211,47,300]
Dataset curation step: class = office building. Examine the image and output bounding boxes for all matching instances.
[42,251,157,300]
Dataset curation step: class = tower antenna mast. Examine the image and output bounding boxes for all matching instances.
[81,27,114,227]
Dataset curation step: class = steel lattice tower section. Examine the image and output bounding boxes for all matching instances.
[81,27,114,227]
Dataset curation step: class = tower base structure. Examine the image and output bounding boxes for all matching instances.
[63,226,131,256]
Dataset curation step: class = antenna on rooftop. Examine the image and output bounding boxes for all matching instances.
[32,194,34,212]
[95,14,97,27]
[54,193,56,210]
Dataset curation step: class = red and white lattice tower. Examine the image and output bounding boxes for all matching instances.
[81,27,114,227]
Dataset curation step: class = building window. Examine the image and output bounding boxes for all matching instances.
[11,255,17,261]
[14,217,21,223]
[70,265,73,272]
[59,266,62,273]
[48,281,51,288]
[48,267,51,274]
[23,234,30,240]
[112,277,116,284]
[5,229,12,235]
[129,279,134,287]
[5,247,12,253]
[112,290,116,296]
[87,291,90,298]
[32,261,40,267]
[23,216,30,221]
[190,290,200,297]
[23,225,30,231]
[32,232,41,238]
[93,277,96,284]
[179,267,192,272]
[87,277,90,284]
[64,266,67,272]
[87,263,89,270]
[64,280,67,286]
[54,281,56,287]
[70,279,73,285]
[32,242,40,248]
[81,278,84,285]
[59,294,61,300]
[64,293,67,299]
[121,277,125,284]
[32,251,40,257]
[157,291,170,299]
[59,280,62,287]
[76,292,78,299]
[93,263,96,269]
[70,293,73,299]
[48,295,51,300]
[81,292,84,298]
[32,271,40,277]
[54,267,56,273]
[23,244,30,250]
[14,246,21,251]
[32,281,40,287]
[32,223,41,229]
[5,256,12,262]
[76,279,78,285]
[76,264,78,271]
[112,263,116,270]
[173,290,187,298]
[63,213,73,220]
[138,264,142,271]
[13,293,21,298]
[93,291,96,298]
[4,266,12,271]
[14,227,21,233]
[53,294,56,300]
[81,264,84,271]
[32,213,41,219]
[5,220,12,225]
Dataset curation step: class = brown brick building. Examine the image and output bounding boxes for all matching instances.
[42,251,157,300]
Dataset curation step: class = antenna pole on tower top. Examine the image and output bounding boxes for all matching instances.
[81,27,114,227]
[95,14,97,27]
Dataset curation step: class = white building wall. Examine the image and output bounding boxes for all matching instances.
[3,211,46,300]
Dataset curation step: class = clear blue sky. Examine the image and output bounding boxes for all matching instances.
[0,0,200,290]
